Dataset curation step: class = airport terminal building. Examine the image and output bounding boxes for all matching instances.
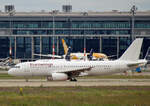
[0,6,150,60]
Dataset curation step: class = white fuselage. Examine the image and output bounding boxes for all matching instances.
[8,59,134,77]
[8,38,146,79]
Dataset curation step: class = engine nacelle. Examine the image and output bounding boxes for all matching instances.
[51,73,68,81]
[79,72,88,77]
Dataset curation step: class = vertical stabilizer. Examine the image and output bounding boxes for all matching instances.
[62,39,68,55]
[119,38,143,61]
[87,49,93,60]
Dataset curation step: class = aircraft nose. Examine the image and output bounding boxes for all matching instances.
[8,69,14,76]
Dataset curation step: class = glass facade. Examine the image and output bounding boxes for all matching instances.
[9,21,150,29]
[0,37,9,58]
[135,21,150,28]
[102,37,117,56]
[5,21,148,35]
[16,37,31,59]
[86,38,100,53]
[0,21,143,28]
[0,14,149,60]
[119,37,131,57]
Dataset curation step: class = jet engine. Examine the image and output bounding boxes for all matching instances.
[50,73,68,81]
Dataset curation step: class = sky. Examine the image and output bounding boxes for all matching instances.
[0,0,150,12]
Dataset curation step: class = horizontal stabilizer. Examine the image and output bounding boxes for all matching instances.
[127,63,141,68]
[127,60,147,68]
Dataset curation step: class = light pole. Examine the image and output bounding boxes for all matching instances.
[52,10,57,59]
[83,12,88,61]
[68,18,72,47]
[8,10,15,61]
[130,5,138,41]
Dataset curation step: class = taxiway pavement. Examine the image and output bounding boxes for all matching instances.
[0,79,150,87]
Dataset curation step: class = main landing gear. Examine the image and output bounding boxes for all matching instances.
[25,79,29,82]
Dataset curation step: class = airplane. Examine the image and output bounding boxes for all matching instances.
[34,39,108,60]
[135,47,150,73]
[8,38,147,81]
[61,39,108,60]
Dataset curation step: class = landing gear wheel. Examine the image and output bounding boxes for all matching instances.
[47,76,52,81]
[25,79,29,82]
[70,78,77,82]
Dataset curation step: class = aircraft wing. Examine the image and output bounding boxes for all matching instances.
[60,67,92,76]
[34,54,62,58]
[107,55,117,58]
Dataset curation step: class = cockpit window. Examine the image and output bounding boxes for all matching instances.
[11,66,20,68]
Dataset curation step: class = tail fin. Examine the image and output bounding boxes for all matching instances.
[119,38,143,61]
[87,49,93,60]
[62,39,68,55]
[65,46,71,61]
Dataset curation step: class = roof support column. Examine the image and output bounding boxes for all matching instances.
[117,37,120,59]
[100,36,102,53]
[14,36,16,59]
[31,37,34,60]
[40,36,42,59]
[57,36,59,55]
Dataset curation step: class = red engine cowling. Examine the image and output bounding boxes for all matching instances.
[51,73,68,81]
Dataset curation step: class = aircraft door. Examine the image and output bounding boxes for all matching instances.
[23,63,32,76]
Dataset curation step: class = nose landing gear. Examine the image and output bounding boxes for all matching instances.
[70,78,77,82]
[47,76,52,81]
